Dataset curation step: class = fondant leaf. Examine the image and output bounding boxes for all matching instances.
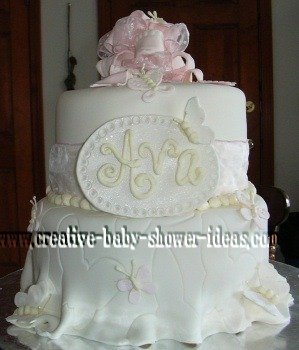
[243,290,280,317]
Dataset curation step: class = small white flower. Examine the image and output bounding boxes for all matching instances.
[27,196,43,232]
[14,280,50,308]
[236,183,269,229]
[243,263,293,319]
[116,260,156,304]
[147,10,166,24]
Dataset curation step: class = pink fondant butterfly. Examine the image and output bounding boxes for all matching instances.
[116,261,156,304]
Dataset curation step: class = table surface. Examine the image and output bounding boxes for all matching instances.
[0,261,298,350]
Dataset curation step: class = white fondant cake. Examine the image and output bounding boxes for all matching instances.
[56,83,247,144]
[7,9,293,347]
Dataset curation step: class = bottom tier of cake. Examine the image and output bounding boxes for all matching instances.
[7,197,293,346]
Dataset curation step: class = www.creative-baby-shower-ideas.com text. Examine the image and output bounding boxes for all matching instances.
[29,225,269,250]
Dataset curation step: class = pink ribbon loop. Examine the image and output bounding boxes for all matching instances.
[92,10,204,87]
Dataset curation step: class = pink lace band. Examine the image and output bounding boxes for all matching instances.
[49,141,249,198]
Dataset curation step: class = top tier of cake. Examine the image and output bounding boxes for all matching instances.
[48,10,250,218]
[56,83,246,144]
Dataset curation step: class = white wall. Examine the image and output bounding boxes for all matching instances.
[272,0,299,211]
[41,0,98,182]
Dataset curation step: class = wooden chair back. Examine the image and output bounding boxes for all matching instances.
[256,186,290,260]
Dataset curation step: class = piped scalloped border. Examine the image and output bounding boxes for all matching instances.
[46,189,97,211]
[46,183,268,231]
[46,188,242,213]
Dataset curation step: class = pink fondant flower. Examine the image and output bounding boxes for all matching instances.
[116,260,156,304]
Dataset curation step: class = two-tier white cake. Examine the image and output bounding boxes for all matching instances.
[7,10,293,346]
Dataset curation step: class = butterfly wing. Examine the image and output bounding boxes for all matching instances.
[142,89,156,103]
[257,207,270,220]
[156,84,175,93]
[145,69,163,86]
[129,289,140,304]
[117,278,133,292]
[184,97,205,125]
[236,191,252,207]
[196,126,215,145]
[127,76,149,91]
[141,282,156,295]
[136,265,151,282]
[240,207,253,221]
[184,97,215,144]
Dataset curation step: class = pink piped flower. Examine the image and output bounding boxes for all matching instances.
[116,260,156,304]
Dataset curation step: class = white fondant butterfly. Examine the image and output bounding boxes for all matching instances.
[127,68,175,103]
[174,97,215,145]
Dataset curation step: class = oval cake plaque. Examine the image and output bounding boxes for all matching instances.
[76,99,219,218]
